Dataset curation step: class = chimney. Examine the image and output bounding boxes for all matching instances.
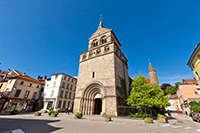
[37,75,40,79]
[23,73,26,76]
[43,75,47,79]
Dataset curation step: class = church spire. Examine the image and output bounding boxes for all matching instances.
[98,15,103,28]
[148,62,155,72]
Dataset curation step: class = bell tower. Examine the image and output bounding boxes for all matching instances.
[74,21,129,116]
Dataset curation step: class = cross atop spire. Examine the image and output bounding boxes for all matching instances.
[98,15,103,28]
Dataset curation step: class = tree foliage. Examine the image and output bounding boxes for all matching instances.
[127,74,170,108]
[160,83,172,94]
[174,82,181,88]
[189,101,200,113]
[165,86,176,95]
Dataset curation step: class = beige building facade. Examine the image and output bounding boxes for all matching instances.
[0,75,44,113]
[74,22,129,116]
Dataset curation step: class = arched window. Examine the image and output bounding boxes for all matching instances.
[92,39,98,48]
[104,46,109,52]
[101,36,107,44]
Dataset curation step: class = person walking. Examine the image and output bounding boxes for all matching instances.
[68,107,70,114]
[66,107,68,114]
[167,109,171,117]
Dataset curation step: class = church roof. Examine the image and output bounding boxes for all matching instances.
[148,62,155,72]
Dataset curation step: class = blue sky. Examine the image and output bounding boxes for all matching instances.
[0,0,199,85]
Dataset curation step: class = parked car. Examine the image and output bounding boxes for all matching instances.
[192,113,200,123]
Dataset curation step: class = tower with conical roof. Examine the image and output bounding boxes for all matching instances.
[148,62,159,85]
[74,20,129,116]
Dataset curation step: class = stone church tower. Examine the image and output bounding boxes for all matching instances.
[73,21,129,116]
[148,62,159,85]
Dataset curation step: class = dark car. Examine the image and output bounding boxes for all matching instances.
[192,113,200,123]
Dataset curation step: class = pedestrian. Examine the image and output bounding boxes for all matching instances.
[185,111,188,115]
[49,106,53,111]
[66,107,68,114]
[68,107,70,114]
[167,109,171,117]
[58,108,60,113]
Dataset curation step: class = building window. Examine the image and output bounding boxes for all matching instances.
[92,71,95,78]
[104,46,109,52]
[55,75,58,79]
[68,101,70,107]
[101,37,107,44]
[96,49,101,54]
[9,80,12,84]
[69,92,71,99]
[192,63,195,69]
[36,85,39,88]
[47,101,53,109]
[65,92,68,98]
[24,91,30,98]
[198,55,200,60]
[20,81,24,85]
[53,82,56,87]
[60,91,64,98]
[68,78,70,81]
[62,82,65,88]
[51,90,54,97]
[14,90,21,97]
[58,101,62,108]
[73,93,75,99]
[67,84,69,89]
[64,76,66,80]
[32,92,37,99]
[70,85,73,90]
[82,54,87,60]
[74,86,76,91]
[0,84,3,89]
[92,40,98,48]
[196,72,200,79]
[29,83,32,87]
[72,79,73,83]
[63,101,66,108]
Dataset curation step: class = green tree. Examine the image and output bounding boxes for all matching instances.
[189,101,200,113]
[126,74,170,108]
[174,82,181,88]
[165,86,176,95]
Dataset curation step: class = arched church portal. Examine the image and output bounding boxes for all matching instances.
[80,83,105,115]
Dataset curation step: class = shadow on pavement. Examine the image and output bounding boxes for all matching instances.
[0,118,62,133]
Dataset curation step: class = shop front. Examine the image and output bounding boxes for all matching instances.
[0,97,37,114]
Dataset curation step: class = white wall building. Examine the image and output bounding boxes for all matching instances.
[43,73,77,112]
[165,94,181,112]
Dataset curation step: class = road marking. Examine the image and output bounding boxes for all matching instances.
[4,129,25,133]
[161,124,171,127]
[172,126,182,128]
[184,127,192,129]
[197,129,200,132]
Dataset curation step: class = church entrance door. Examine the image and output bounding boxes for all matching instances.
[94,98,102,114]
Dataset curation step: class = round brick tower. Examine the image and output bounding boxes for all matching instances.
[148,62,159,85]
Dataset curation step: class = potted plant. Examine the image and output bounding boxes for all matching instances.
[157,114,168,123]
[144,117,153,123]
[104,115,111,122]
[74,112,83,119]
[10,109,19,115]
[35,111,42,116]
[48,110,58,117]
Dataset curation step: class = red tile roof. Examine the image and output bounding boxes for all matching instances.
[145,78,150,84]
[183,78,198,85]
[9,75,45,85]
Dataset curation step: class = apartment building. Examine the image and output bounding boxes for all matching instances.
[43,73,77,112]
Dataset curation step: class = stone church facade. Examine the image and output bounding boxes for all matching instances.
[73,22,129,116]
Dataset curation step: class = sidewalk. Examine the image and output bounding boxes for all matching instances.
[2,112,178,126]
